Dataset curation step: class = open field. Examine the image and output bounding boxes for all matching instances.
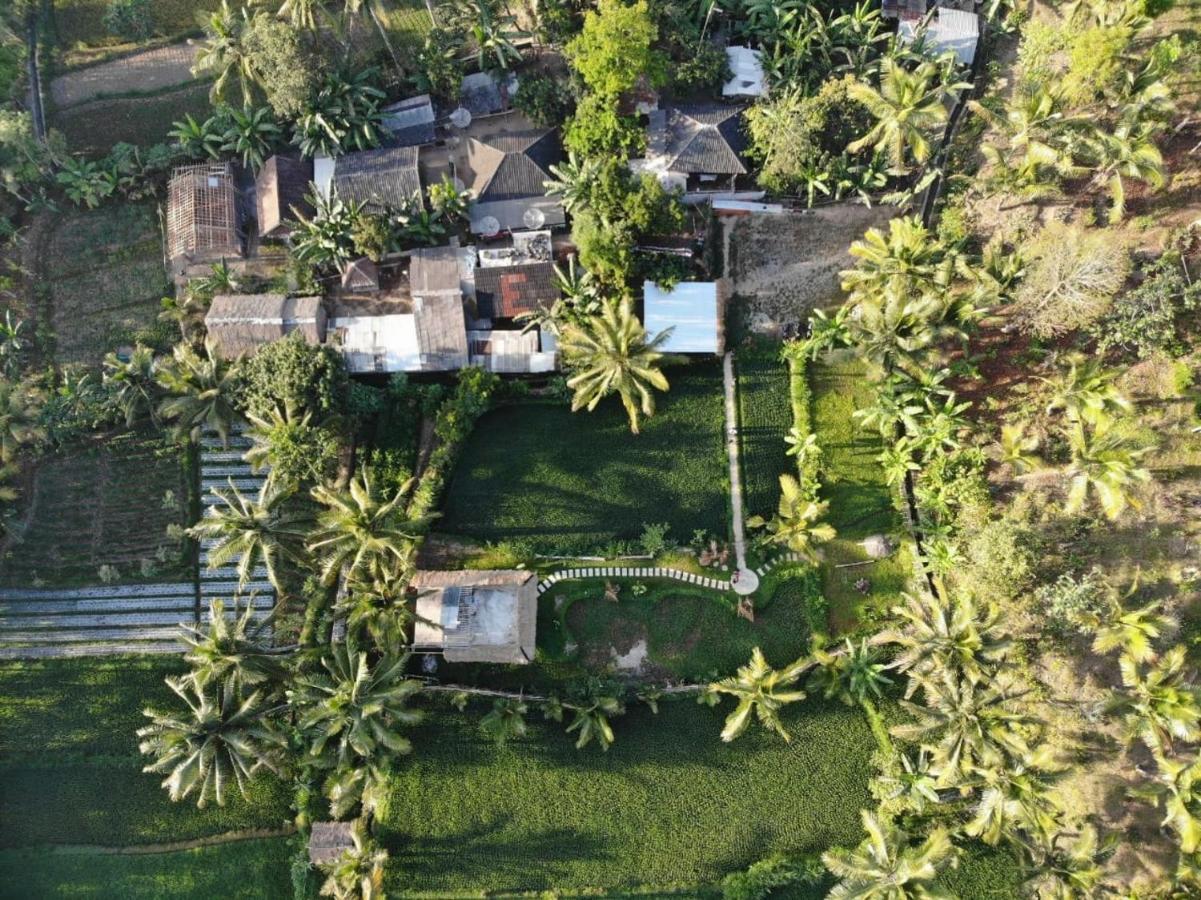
[379,696,876,894]
[51,0,212,55]
[441,362,728,555]
[37,202,173,365]
[0,432,189,588]
[52,81,211,155]
[0,837,295,900]
[0,657,292,849]
[809,355,910,631]
[736,349,792,522]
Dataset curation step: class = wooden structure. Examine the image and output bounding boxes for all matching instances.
[166,163,241,271]
[308,822,355,865]
[256,155,313,239]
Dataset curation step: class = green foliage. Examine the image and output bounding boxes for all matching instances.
[670,40,730,93]
[638,521,672,555]
[512,72,576,128]
[960,519,1039,603]
[721,853,828,899]
[410,27,463,105]
[562,92,645,158]
[1062,25,1133,106]
[1089,253,1201,359]
[738,351,794,521]
[914,446,991,526]
[242,15,320,120]
[291,69,386,159]
[565,0,667,96]
[239,332,349,422]
[1036,567,1110,636]
[375,698,877,892]
[440,363,726,554]
[102,0,155,41]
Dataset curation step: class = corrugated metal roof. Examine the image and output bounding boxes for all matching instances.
[723,46,765,97]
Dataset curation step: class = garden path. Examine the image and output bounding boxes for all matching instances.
[722,352,759,595]
[51,41,200,108]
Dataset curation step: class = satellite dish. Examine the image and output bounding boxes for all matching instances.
[479,216,501,237]
[522,206,546,230]
[449,107,472,129]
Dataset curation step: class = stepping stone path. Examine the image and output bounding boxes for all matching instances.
[537,565,734,596]
[0,430,273,659]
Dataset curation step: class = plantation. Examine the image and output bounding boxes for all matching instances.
[0,838,295,900]
[377,697,876,894]
[0,431,189,587]
[0,658,291,850]
[440,363,728,555]
[737,349,793,521]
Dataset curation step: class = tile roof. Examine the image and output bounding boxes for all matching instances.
[255,155,313,237]
[465,128,561,202]
[652,104,748,176]
[333,146,422,211]
[205,294,326,358]
[473,263,560,319]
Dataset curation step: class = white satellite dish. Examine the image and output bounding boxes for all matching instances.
[479,216,501,237]
[522,206,546,230]
[449,107,472,129]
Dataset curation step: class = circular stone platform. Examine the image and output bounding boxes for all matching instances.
[732,568,759,596]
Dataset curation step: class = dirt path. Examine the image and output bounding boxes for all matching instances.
[46,826,295,855]
[51,42,200,109]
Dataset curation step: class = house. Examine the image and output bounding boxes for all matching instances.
[454,111,565,235]
[722,47,766,98]
[411,569,538,665]
[635,103,749,193]
[899,7,980,65]
[255,155,313,239]
[205,294,326,359]
[166,163,241,271]
[882,0,927,19]
[326,145,424,212]
[473,262,559,322]
[308,822,355,865]
[467,327,556,373]
[381,94,437,147]
[642,279,729,355]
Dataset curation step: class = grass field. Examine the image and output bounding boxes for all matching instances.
[0,657,292,850]
[51,0,212,52]
[52,81,211,155]
[37,201,173,365]
[809,355,910,631]
[0,431,189,587]
[378,696,877,895]
[441,362,728,555]
[0,837,295,900]
[737,349,792,522]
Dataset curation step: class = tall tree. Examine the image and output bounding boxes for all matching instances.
[746,473,836,561]
[1105,646,1201,755]
[1064,420,1151,521]
[847,60,965,171]
[156,340,242,447]
[179,599,288,690]
[559,298,671,435]
[564,0,667,97]
[823,810,957,899]
[709,647,812,742]
[102,344,158,429]
[194,1,259,107]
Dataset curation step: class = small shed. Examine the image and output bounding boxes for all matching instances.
[332,313,422,373]
[205,294,326,359]
[381,94,437,147]
[255,155,313,239]
[468,328,556,373]
[899,7,980,65]
[166,163,241,270]
[723,46,765,98]
[473,262,559,321]
[643,279,728,355]
[411,570,537,664]
[342,257,380,293]
[308,822,355,865]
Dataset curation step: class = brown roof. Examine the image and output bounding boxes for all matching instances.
[341,257,380,293]
[256,156,313,238]
[333,146,422,211]
[205,294,326,359]
[414,293,468,371]
[308,822,355,865]
[166,163,241,265]
[474,263,559,319]
[409,245,462,299]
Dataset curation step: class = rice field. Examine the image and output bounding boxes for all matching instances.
[736,349,793,521]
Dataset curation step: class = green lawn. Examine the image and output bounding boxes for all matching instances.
[736,349,793,522]
[809,355,910,631]
[0,838,295,900]
[0,657,292,850]
[441,362,728,555]
[0,431,189,588]
[378,696,878,895]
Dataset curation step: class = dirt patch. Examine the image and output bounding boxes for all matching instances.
[51,43,201,108]
[725,205,896,335]
[612,637,648,672]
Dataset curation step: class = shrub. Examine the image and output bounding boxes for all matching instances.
[639,522,672,556]
[721,853,826,900]
[915,447,991,527]
[961,519,1039,602]
[1036,567,1109,635]
[103,0,155,41]
[242,14,320,120]
[563,92,645,157]
[513,73,575,128]
[671,41,730,93]
[1088,253,1201,359]
[564,0,667,96]
[239,333,349,421]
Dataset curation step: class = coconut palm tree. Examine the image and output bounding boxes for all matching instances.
[480,698,529,746]
[709,647,812,743]
[1042,357,1132,426]
[308,468,436,587]
[823,810,957,899]
[1022,825,1110,900]
[964,754,1062,848]
[0,311,26,378]
[875,591,1011,696]
[138,674,283,808]
[841,216,957,305]
[1083,120,1165,224]
[195,1,259,107]
[559,298,671,436]
[970,86,1084,187]
[278,0,321,29]
[292,638,423,812]
[874,749,943,815]
[159,290,212,345]
[319,822,387,900]
[243,402,332,488]
[442,0,525,70]
[747,474,836,561]
[564,682,625,751]
[842,285,968,379]
[179,599,288,690]
[1133,749,1201,855]
[1064,420,1152,521]
[1090,596,1176,664]
[998,423,1041,474]
[808,637,894,705]
[189,479,309,594]
[102,344,158,429]
[1104,646,1201,755]
[544,153,601,216]
[0,377,43,462]
[337,563,423,650]
[848,60,966,171]
[156,340,242,447]
[893,672,1038,786]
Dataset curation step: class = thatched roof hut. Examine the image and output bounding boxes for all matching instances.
[308,822,355,865]
[167,163,241,270]
[205,294,326,359]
